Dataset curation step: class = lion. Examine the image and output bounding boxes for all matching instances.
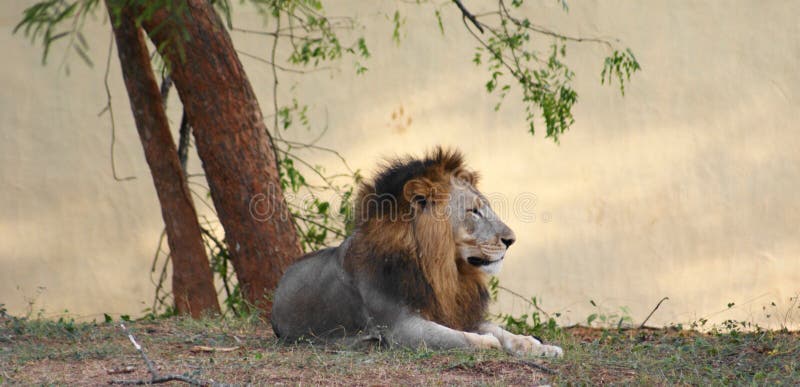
[271,147,562,357]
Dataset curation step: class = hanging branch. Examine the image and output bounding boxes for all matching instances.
[99,31,136,182]
[452,0,485,33]
[451,0,640,141]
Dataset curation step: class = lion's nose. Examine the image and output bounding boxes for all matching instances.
[501,238,515,248]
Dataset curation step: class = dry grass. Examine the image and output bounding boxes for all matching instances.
[1,314,798,385]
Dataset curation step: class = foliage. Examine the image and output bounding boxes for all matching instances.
[476,32,578,142]
[459,0,640,142]
[14,0,100,72]
[16,0,640,143]
[488,277,562,338]
[15,0,193,70]
[586,299,634,329]
[277,148,361,251]
[601,48,641,95]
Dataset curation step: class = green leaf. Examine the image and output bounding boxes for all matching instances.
[74,45,93,67]
[357,37,370,58]
[391,10,404,45]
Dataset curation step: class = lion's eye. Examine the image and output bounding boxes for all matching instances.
[467,208,481,217]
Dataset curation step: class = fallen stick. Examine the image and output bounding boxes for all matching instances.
[190,345,240,353]
[109,323,213,386]
[106,366,135,375]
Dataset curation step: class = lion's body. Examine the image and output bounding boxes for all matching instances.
[271,148,563,356]
[272,236,489,344]
[271,242,369,340]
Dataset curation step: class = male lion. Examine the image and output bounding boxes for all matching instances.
[271,147,562,357]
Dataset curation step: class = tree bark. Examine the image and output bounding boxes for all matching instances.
[106,1,220,318]
[140,0,302,315]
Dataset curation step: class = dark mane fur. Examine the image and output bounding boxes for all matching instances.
[353,147,467,227]
[344,146,488,331]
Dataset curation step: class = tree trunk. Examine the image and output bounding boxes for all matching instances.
[106,2,221,318]
[140,0,302,315]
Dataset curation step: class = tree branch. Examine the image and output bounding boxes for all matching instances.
[159,75,172,108]
[497,0,614,48]
[236,49,333,74]
[177,111,191,173]
[99,31,135,182]
[452,0,484,33]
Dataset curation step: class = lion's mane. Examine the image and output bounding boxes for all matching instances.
[343,147,489,331]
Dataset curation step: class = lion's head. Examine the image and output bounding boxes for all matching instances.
[348,147,516,330]
[448,172,516,275]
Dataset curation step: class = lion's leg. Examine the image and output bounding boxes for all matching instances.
[477,323,563,358]
[388,315,501,351]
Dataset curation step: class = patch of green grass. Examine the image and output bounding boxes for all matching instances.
[549,326,799,384]
[1,316,124,363]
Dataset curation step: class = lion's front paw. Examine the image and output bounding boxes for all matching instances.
[504,335,563,358]
[463,332,502,350]
[535,343,563,358]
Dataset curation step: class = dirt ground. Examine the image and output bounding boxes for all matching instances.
[2,315,798,385]
[1,316,555,385]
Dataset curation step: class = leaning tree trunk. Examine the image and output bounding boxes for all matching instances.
[140,0,303,315]
[106,2,220,318]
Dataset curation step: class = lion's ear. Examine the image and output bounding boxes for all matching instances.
[453,168,478,186]
[403,178,432,208]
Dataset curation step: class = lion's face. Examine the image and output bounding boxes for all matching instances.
[448,176,516,275]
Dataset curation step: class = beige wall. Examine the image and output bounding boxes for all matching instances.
[2,1,798,328]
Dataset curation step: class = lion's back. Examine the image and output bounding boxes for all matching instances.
[271,244,369,341]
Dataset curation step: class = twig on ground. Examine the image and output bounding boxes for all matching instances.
[110,323,213,386]
[121,323,157,376]
[639,297,669,329]
[190,345,240,353]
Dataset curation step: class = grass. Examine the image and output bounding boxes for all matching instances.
[1,313,798,385]
[550,326,799,384]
